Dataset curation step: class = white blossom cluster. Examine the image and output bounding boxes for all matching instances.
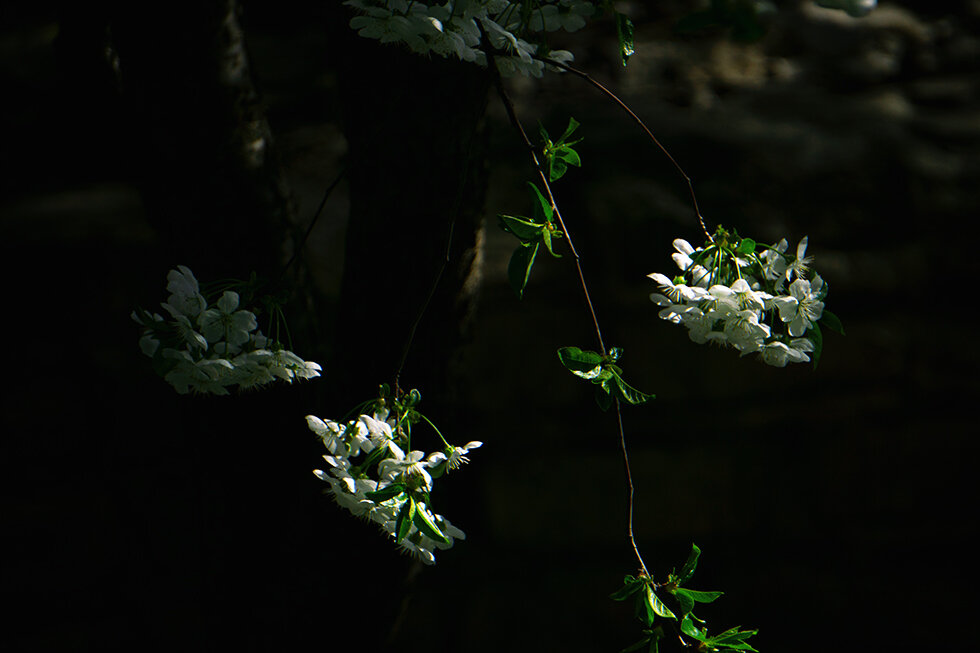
[132,266,321,394]
[344,0,595,77]
[309,408,481,564]
[648,235,829,367]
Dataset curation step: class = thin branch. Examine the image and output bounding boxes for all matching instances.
[394,219,456,391]
[616,397,649,577]
[486,44,606,354]
[538,56,713,242]
[282,166,348,277]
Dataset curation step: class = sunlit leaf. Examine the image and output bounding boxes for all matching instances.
[559,116,580,143]
[413,504,450,544]
[610,576,647,601]
[395,497,415,542]
[541,226,562,258]
[680,614,707,640]
[612,373,655,406]
[681,589,724,604]
[679,543,701,583]
[557,346,604,378]
[616,12,635,66]
[527,182,554,223]
[498,213,545,241]
[647,586,677,620]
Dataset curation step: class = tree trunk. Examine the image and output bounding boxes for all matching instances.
[109,0,295,280]
[333,29,491,409]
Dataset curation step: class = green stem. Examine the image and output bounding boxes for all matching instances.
[418,412,451,449]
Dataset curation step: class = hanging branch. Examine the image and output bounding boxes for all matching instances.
[483,30,649,577]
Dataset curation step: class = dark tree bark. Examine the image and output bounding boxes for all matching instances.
[332,26,491,409]
[108,0,295,281]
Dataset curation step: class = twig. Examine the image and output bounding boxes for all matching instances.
[282,166,348,277]
[538,55,713,242]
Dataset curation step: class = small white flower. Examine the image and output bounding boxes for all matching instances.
[173,314,208,350]
[647,272,710,304]
[759,341,810,367]
[723,309,770,352]
[163,266,207,318]
[774,278,825,337]
[306,415,346,455]
[379,450,433,491]
[759,239,788,285]
[198,291,257,346]
[785,236,814,283]
[429,441,483,471]
[728,278,771,312]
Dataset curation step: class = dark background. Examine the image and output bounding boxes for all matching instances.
[3,1,978,651]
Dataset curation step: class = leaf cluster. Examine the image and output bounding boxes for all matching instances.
[556,346,654,411]
[611,544,758,653]
[497,118,583,298]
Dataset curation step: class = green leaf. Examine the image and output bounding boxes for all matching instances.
[680,614,707,640]
[508,242,540,299]
[364,484,406,502]
[527,182,554,223]
[558,116,580,143]
[541,227,562,258]
[557,346,604,379]
[646,586,677,620]
[612,373,655,406]
[707,626,759,651]
[395,497,416,542]
[639,587,657,626]
[557,147,581,168]
[736,238,756,255]
[615,12,635,67]
[413,504,450,544]
[549,158,568,182]
[820,308,845,335]
[498,213,545,241]
[672,588,695,615]
[679,543,701,583]
[610,576,647,601]
[681,589,724,604]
